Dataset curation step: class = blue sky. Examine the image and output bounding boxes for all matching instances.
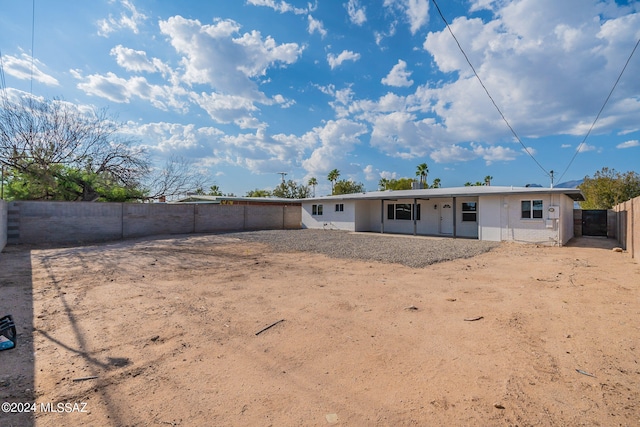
[1,0,639,196]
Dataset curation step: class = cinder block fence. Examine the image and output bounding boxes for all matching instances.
[615,196,640,262]
[3,201,301,246]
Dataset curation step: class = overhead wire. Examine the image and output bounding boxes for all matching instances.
[556,36,640,183]
[429,0,550,178]
[30,0,35,95]
[0,48,7,103]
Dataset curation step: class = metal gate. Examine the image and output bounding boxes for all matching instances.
[582,210,607,237]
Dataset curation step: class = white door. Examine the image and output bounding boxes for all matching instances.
[440,203,453,234]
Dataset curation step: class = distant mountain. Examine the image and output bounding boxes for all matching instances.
[555,179,584,188]
[522,180,583,188]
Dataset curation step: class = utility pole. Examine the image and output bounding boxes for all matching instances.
[277,172,287,183]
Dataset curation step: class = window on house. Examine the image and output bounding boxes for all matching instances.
[335,203,344,212]
[387,203,420,220]
[462,202,477,222]
[395,204,412,220]
[521,200,543,219]
[312,204,323,216]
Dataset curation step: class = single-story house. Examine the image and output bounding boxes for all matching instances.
[301,186,584,246]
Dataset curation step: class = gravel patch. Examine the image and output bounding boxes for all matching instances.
[225,229,500,268]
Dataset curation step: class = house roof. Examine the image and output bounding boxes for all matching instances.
[172,195,298,204]
[301,186,585,202]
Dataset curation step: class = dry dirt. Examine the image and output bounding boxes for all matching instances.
[1,233,639,426]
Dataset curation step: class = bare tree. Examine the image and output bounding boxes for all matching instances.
[145,155,209,201]
[0,96,149,200]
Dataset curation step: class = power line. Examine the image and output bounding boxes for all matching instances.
[429,0,550,178]
[557,36,640,183]
[30,0,35,94]
[0,48,7,102]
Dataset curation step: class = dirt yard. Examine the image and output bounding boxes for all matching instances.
[1,232,639,426]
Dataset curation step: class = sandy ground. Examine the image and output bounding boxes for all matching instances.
[0,233,639,427]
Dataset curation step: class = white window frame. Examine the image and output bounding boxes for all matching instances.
[461,202,477,222]
[387,203,420,221]
[521,200,543,219]
[312,204,323,216]
[335,203,344,212]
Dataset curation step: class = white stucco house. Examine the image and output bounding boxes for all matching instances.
[301,186,584,246]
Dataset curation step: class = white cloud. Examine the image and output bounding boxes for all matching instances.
[471,143,519,164]
[73,70,189,111]
[381,59,414,87]
[308,15,327,38]
[616,139,639,149]
[380,170,398,180]
[346,0,367,26]
[375,21,398,48]
[160,17,302,96]
[429,143,518,164]
[384,0,429,35]
[110,45,171,75]
[327,50,361,69]
[97,0,147,37]
[363,164,376,181]
[192,92,262,128]
[561,144,572,148]
[222,128,315,172]
[430,145,476,163]
[2,54,59,86]
[302,119,368,175]
[577,143,596,153]
[421,0,640,141]
[246,0,311,15]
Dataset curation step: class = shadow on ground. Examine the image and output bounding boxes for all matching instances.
[0,246,35,427]
[567,236,621,249]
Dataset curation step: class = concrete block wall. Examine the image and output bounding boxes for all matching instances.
[195,204,245,232]
[615,196,639,262]
[6,201,302,246]
[123,203,195,238]
[9,201,123,245]
[0,200,7,253]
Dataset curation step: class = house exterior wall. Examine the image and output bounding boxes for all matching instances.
[478,193,574,245]
[560,194,575,245]
[301,200,356,231]
[354,200,379,232]
[303,197,479,238]
[456,197,479,238]
[416,200,441,235]
[301,191,576,244]
[478,195,502,241]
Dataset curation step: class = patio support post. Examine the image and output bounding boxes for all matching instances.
[453,197,457,238]
[380,199,384,234]
[413,198,417,236]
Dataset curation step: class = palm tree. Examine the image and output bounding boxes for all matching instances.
[307,177,318,197]
[484,175,493,186]
[415,163,429,188]
[327,169,340,194]
[431,178,441,189]
[378,177,390,190]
